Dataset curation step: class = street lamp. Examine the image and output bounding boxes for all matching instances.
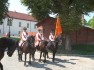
[7,17,13,38]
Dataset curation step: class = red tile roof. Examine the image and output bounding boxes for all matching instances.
[7,11,37,22]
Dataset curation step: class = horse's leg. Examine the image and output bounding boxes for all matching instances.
[24,53,27,66]
[28,53,31,65]
[43,52,46,63]
[20,52,23,61]
[39,51,42,62]
[0,62,3,70]
[18,47,23,61]
[32,52,35,61]
[19,51,23,61]
[52,52,56,62]
[46,51,49,58]
[18,47,21,61]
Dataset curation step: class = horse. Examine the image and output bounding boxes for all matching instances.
[36,40,48,63]
[37,34,62,63]
[46,34,62,62]
[0,37,17,70]
[18,35,36,66]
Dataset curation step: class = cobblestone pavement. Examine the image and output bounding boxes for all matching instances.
[1,50,94,70]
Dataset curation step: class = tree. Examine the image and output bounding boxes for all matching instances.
[0,0,8,24]
[88,16,94,28]
[21,0,94,51]
[84,19,88,25]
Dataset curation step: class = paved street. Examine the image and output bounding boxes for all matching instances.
[1,50,94,70]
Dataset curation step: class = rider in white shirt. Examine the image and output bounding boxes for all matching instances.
[19,27,29,47]
[35,29,44,47]
[49,32,55,41]
[47,31,56,48]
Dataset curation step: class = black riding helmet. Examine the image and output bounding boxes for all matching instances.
[23,27,27,30]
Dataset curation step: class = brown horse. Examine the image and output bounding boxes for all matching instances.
[0,37,17,70]
[47,34,62,62]
[36,40,48,63]
[37,34,62,63]
[18,36,36,66]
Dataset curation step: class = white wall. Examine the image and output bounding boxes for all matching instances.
[0,18,37,36]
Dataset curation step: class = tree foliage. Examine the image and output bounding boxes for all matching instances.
[84,19,88,25]
[21,0,94,51]
[88,16,94,28]
[21,0,94,33]
[0,0,8,24]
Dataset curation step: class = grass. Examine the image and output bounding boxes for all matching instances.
[10,37,20,41]
[57,44,94,55]
[72,44,94,55]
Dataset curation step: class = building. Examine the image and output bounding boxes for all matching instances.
[36,17,56,39]
[36,17,94,44]
[0,11,37,36]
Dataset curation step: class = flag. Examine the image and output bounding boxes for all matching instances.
[55,16,62,37]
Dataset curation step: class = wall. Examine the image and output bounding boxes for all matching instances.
[36,18,94,44]
[0,18,37,36]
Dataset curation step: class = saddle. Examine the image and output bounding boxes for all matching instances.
[20,41,26,48]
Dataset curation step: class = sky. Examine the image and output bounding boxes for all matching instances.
[84,12,94,22]
[8,0,94,22]
[8,0,29,14]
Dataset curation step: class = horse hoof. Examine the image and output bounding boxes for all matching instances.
[39,59,41,62]
[43,60,46,63]
[47,56,49,58]
[52,60,54,62]
[19,60,21,62]
[32,58,35,61]
[24,64,27,66]
[28,61,31,65]
[19,59,22,62]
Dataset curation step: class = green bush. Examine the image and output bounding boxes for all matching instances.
[72,44,94,55]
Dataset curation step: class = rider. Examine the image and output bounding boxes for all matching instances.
[35,29,44,47]
[19,27,29,47]
[48,31,56,47]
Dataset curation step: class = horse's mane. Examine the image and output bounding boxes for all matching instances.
[27,35,35,42]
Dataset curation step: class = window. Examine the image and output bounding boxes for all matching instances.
[19,22,21,27]
[0,29,1,33]
[18,31,20,35]
[10,21,12,26]
[27,23,29,28]
[34,24,36,29]
[7,19,9,26]
[7,18,12,26]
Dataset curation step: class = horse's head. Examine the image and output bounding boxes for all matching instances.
[27,35,35,43]
[7,38,17,57]
[27,35,35,48]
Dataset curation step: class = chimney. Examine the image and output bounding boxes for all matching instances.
[82,14,84,25]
